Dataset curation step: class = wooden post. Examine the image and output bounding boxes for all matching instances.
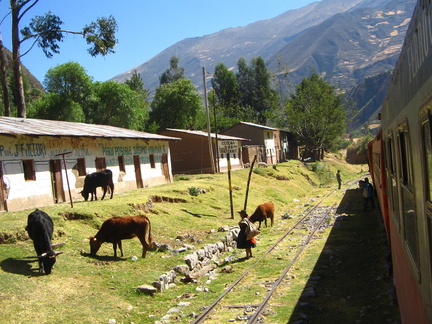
[244,155,257,211]
[227,153,234,219]
[55,152,73,208]
[202,67,215,174]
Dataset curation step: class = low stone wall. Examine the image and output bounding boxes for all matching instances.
[149,226,240,293]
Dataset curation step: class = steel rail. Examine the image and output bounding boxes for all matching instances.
[192,176,363,323]
[247,202,338,323]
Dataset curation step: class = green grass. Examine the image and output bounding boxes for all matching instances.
[0,156,367,323]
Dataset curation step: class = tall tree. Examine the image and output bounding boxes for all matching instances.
[236,57,253,111]
[28,61,92,122]
[0,32,10,116]
[235,56,277,124]
[150,78,204,132]
[211,62,238,117]
[159,56,184,85]
[250,56,277,124]
[43,61,93,103]
[8,0,117,117]
[125,69,150,100]
[87,81,149,131]
[283,73,346,160]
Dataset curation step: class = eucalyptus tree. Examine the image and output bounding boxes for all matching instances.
[28,61,92,122]
[43,61,93,103]
[159,56,185,85]
[211,62,239,118]
[5,0,118,117]
[235,56,277,124]
[284,73,346,160]
[87,81,149,131]
[125,69,150,101]
[150,78,204,132]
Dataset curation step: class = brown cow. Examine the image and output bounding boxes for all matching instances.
[89,215,153,258]
[248,201,275,230]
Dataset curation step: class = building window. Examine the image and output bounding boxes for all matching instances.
[23,159,36,181]
[149,154,155,168]
[118,156,126,173]
[77,158,86,176]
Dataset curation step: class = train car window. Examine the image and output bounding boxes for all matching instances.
[422,118,432,201]
[421,116,432,279]
[386,135,399,226]
[398,127,419,267]
[399,130,411,186]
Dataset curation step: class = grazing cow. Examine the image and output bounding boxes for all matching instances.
[81,169,114,201]
[249,201,275,230]
[89,215,153,258]
[26,209,61,274]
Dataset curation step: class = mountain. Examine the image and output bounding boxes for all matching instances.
[112,0,417,130]
[111,0,371,86]
[346,71,392,131]
[268,0,415,89]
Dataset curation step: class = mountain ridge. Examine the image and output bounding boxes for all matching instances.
[111,0,417,130]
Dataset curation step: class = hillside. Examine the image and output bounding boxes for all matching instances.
[0,157,367,323]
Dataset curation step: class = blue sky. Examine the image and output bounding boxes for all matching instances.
[0,0,317,84]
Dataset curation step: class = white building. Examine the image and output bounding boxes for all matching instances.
[0,117,179,212]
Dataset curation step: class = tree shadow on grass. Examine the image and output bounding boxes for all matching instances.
[180,209,217,218]
[0,257,41,276]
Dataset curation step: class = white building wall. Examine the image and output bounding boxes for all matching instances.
[217,140,242,171]
[0,135,172,211]
[263,130,277,164]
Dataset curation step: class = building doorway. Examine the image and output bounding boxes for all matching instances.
[50,159,66,204]
[133,155,143,188]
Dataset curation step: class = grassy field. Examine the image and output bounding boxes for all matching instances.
[0,155,367,323]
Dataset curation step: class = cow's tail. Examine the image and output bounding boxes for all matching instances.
[145,217,155,250]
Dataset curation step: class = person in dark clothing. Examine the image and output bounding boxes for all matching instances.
[362,177,375,210]
[236,210,256,258]
[336,170,342,189]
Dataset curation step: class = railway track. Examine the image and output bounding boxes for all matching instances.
[191,177,363,323]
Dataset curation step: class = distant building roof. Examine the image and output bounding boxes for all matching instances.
[165,128,250,141]
[224,121,278,132]
[0,117,180,141]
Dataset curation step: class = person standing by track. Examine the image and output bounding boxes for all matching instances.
[236,210,258,258]
[336,170,342,189]
[362,177,375,210]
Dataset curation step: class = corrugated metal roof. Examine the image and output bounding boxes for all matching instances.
[165,128,250,141]
[239,121,278,131]
[0,117,180,141]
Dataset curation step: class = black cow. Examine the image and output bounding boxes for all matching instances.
[81,169,114,201]
[26,209,60,274]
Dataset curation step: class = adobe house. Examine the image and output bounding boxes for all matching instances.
[0,117,179,212]
[220,122,278,165]
[274,129,299,161]
[160,128,249,174]
[221,122,299,164]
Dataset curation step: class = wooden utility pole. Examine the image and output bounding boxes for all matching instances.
[244,155,257,211]
[202,67,216,174]
[227,153,234,219]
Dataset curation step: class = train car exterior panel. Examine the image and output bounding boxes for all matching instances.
[377,1,432,322]
[369,131,391,240]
